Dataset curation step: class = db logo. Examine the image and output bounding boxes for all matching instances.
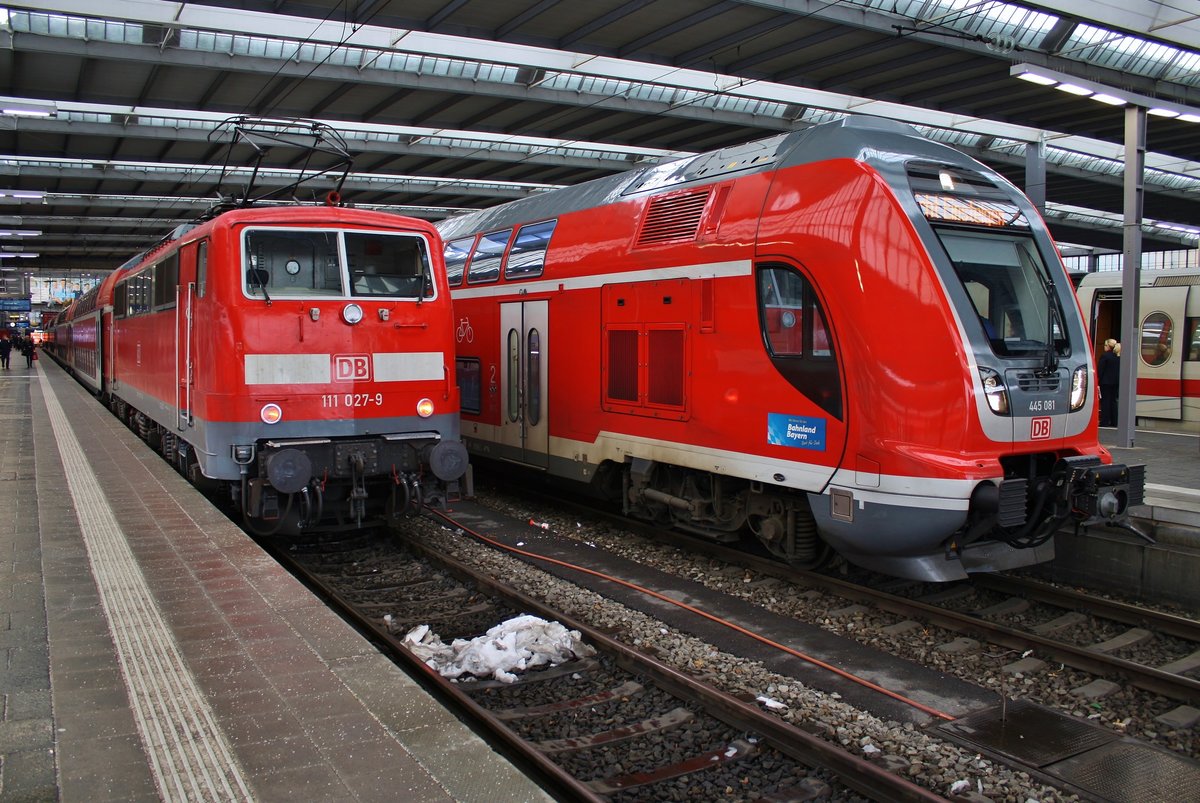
[1030,416,1052,440]
[334,354,371,382]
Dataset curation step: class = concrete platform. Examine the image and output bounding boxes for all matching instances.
[1,357,552,802]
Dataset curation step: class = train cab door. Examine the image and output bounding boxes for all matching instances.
[175,241,201,430]
[498,300,549,468]
[1134,285,1189,420]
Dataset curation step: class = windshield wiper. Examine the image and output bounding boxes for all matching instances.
[1040,278,1058,376]
[248,267,273,306]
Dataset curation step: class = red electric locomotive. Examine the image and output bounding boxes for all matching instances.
[438,116,1144,582]
[53,203,468,534]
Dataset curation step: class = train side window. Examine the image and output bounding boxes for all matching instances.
[1141,312,1173,367]
[154,252,179,310]
[114,282,128,318]
[444,237,474,287]
[346,232,432,298]
[756,264,842,420]
[129,273,152,316]
[196,240,208,298]
[505,220,556,280]
[456,358,482,415]
[506,328,520,422]
[526,328,541,426]
[467,229,511,284]
[1187,318,1200,362]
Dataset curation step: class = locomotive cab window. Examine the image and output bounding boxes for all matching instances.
[346,232,433,299]
[245,229,341,298]
[242,228,434,300]
[757,265,841,420]
[936,229,1069,359]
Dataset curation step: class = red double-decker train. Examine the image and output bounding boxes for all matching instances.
[48,202,468,534]
[438,116,1143,582]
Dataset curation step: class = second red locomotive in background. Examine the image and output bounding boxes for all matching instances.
[50,203,468,534]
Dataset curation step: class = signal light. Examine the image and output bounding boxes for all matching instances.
[260,403,283,424]
[416,398,435,418]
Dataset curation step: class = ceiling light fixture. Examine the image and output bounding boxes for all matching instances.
[1011,64,1198,119]
[0,98,57,118]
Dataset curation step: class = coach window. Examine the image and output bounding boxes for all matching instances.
[526,328,541,426]
[757,264,841,419]
[505,220,556,280]
[197,240,208,298]
[1186,318,1200,362]
[506,328,520,422]
[1141,312,1173,367]
[456,358,482,415]
[467,229,511,284]
[346,233,433,299]
[444,237,473,287]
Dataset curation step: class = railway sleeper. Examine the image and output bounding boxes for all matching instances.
[492,679,645,721]
[535,706,695,755]
[584,737,759,796]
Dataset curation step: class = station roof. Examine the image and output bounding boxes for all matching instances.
[3,0,1200,278]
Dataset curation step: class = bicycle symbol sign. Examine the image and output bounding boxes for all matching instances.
[456,317,474,344]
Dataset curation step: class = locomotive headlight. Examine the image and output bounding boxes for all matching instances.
[979,367,1010,415]
[260,403,283,424]
[416,398,435,418]
[1070,365,1088,412]
[342,303,364,325]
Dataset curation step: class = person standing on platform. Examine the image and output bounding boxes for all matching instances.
[0,337,10,370]
[20,338,33,368]
[1097,338,1119,427]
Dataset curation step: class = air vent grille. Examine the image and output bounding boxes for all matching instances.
[636,191,709,245]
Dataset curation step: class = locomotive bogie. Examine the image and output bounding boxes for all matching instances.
[441,116,1143,582]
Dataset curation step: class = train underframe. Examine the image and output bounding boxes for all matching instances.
[608,457,829,568]
[110,396,468,536]
[605,451,1147,576]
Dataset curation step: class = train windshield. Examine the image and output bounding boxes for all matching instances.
[935,228,1068,358]
[243,228,433,300]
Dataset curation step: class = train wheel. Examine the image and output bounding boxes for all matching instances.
[750,502,829,569]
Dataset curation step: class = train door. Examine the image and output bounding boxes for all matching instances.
[175,241,200,430]
[498,300,549,468]
[1088,289,1121,356]
[1135,285,1189,420]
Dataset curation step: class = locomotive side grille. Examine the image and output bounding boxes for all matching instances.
[636,191,709,245]
[648,329,685,407]
[1015,371,1060,392]
[607,329,638,402]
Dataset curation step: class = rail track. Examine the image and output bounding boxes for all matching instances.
[267,528,942,802]
[489,480,1200,710]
